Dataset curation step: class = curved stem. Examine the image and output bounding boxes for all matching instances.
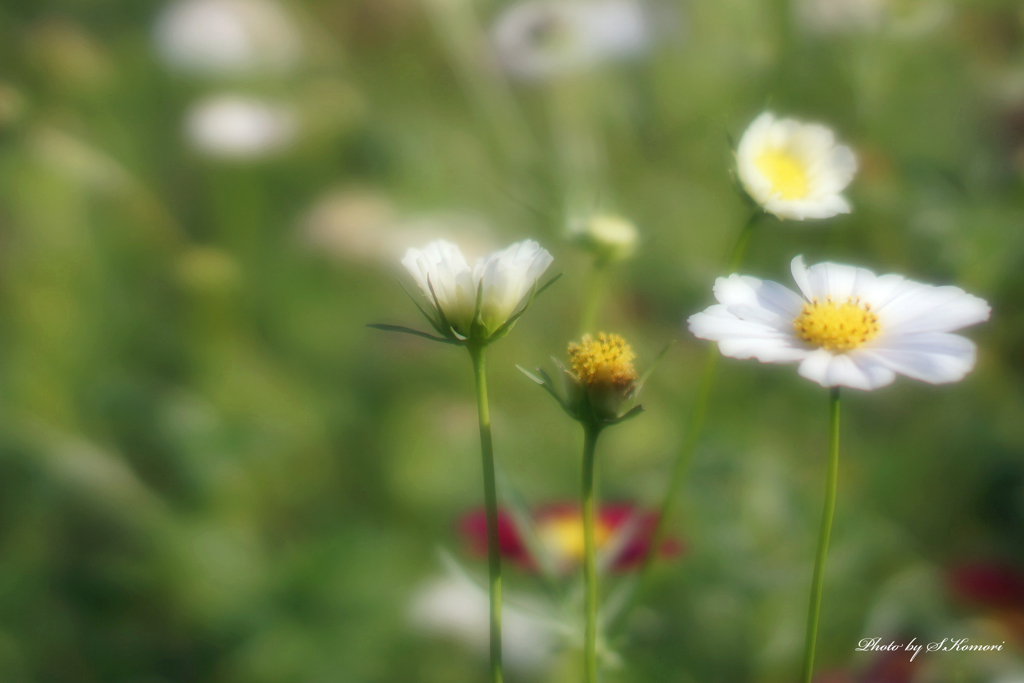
[581,423,602,683]
[469,344,503,683]
[609,210,761,634]
[801,387,841,683]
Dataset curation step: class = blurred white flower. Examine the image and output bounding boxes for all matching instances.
[736,112,857,221]
[154,0,302,77]
[491,0,653,81]
[185,94,297,160]
[567,213,638,262]
[795,0,887,34]
[795,0,950,37]
[688,255,990,390]
[402,239,553,339]
[409,571,558,673]
[303,188,399,261]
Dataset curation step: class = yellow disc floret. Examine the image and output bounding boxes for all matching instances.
[756,149,809,200]
[568,332,638,388]
[539,514,612,562]
[794,297,880,352]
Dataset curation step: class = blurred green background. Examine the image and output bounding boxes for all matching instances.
[1,0,1024,681]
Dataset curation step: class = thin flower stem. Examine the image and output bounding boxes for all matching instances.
[609,210,761,634]
[581,423,602,683]
[801,386,841,683]
[469,344,503,683]
[579,258,609,335]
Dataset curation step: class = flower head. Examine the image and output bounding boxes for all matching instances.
[736,112,857,221]
[688,256,990,390]
[566,332,640,419]
[154,0,302,77]
[567,213,639,263]
[491,0,653,82]
[459,503,682,573]
[522,332,666,424]
[568,332,638,389]
[400,239,554,342]
[185,94,297,160]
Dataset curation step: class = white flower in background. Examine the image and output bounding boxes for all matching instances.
[795,0,950,38]
[688,256,990,390]
[567,213,639,262]
[402,239,554,339]
[736,112,857,221]
[185,94,297,160]
[491,0,653,81]
[154,0,302,77]
[795,0,887,34]
[409,571,558,673]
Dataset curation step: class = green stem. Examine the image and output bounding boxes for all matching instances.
[579,258,609,336]
[581,423,602,683]
[469,344,503,683]
[801,386,841,683]
[609,210,761,634]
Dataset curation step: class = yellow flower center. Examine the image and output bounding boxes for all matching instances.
[794,297,880,352]
[538,514,612,561]
[756,149,809,200]
[568,332,638,388]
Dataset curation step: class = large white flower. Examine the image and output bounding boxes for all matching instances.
[402,239,554,339]
[736,112,857,221]
[687,256,990,390]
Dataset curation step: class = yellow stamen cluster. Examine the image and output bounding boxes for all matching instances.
[539,515,612,561]
[794,297,880,352]
[756,149,809,200]
[568,333,638,388]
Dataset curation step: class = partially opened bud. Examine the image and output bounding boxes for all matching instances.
[567,213,639,263]
[568,332,638,419]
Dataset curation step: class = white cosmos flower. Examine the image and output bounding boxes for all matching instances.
[154,0,302,77]
[736,112,857,221]
[185,94,297,160]
[491,0,653,82]
[409,571,558,673]
[402,239,554,339]
[688,256,990,390]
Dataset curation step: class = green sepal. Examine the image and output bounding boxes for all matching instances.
[366,324,461,345]
[517,365,575,418]
[486,273,563,344]
[605,404,644,425]
[426,274,459,340]
[398,279,444,335]
[633,340,674,401]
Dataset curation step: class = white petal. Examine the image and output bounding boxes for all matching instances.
[736,112,776,205]
[688,306,810,363]
[873,281,991,335]
[790,259,877,303]
[797,349,896,390]
[807,145,857,196]
[860,332,978,384]
[713,274,806,322]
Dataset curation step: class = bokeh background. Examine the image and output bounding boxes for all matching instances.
[1,0,1024,681]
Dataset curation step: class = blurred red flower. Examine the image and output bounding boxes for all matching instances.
[458,502,683,573]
